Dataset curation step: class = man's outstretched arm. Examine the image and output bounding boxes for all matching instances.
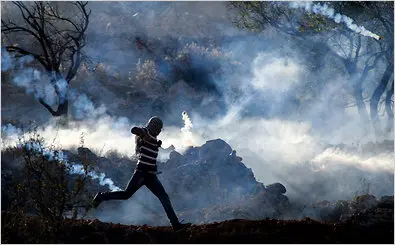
[131,127,147,137]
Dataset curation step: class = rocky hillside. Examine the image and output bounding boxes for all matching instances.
[73,139,290,224]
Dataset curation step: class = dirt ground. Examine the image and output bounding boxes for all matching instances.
[2,213,393,244]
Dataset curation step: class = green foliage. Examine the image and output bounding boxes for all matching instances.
[298,13,332,33]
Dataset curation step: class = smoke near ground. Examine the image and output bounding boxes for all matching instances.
[2,1,393,225]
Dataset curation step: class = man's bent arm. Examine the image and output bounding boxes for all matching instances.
[131,127,147,137]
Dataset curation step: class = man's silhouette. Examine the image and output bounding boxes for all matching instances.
[92,117,190,231]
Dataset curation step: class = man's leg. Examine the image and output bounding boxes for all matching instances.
[94,171,145,206]
[145,175,180,226]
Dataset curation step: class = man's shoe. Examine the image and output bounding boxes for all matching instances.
[173,222,192,232]
[92,192,103,208]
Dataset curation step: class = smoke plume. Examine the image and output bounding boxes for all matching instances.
[181,111,194,147]
[1,50,70,106]
[2,1,393,225]
[18,137,122,191]
[290,2,381,40]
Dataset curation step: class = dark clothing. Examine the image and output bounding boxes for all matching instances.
[101,170,179,226]
[94,121,184,228]
[99,126,180,225]
[132,127,161,173]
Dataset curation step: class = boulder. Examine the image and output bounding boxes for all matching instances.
[265,183,286,194]
[351,194,378,210]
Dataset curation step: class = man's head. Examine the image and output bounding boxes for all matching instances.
[146,116,163,136]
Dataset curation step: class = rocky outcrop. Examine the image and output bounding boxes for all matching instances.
[157,139,282,212]
[70,139,290,223]
[310,194,394,224]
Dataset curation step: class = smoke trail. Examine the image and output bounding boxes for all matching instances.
[1,115,134,158]
[311,147,394,173]
[290,2,381,40]
[68,163,121,191]
[181,111,193,132]
[181,111,194,146]
[11,135,122,191]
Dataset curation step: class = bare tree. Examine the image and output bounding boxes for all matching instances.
[326,30,385,125]
[229,1,394,136]
[384,80,394,133]
[367,2,394,135]
[2,1,91,117]
[370,61,394,135]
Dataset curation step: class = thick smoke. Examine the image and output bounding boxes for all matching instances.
[2,1,393,225]
[1,49,111,123]
[251,53,301,93]
[289,2,381,40]
[1,50,68,107]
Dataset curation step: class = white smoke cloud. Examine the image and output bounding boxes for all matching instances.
[181,111,195,147]
[1,51,71,107]
[1,2,392,223]
[179,47,393,201]
[3,105,392,201]
[10,68,58,106]
[69,92,107,120]
[1,123,22,137]
[2,46,392,202]
[2,50,97,114]
[190,113,394,201]
[290,2,381,40]
[251,53,301,93]
[311,147,394,173]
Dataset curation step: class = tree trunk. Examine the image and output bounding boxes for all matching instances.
[39,75,69,117]
[345,59,370,126]
[370,64,394,136]
[353,77,370,123]
[385,80,394,133]
[39,98,68,117]
[56,99,69,117]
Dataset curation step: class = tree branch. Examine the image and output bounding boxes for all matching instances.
[5,46,50,69]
